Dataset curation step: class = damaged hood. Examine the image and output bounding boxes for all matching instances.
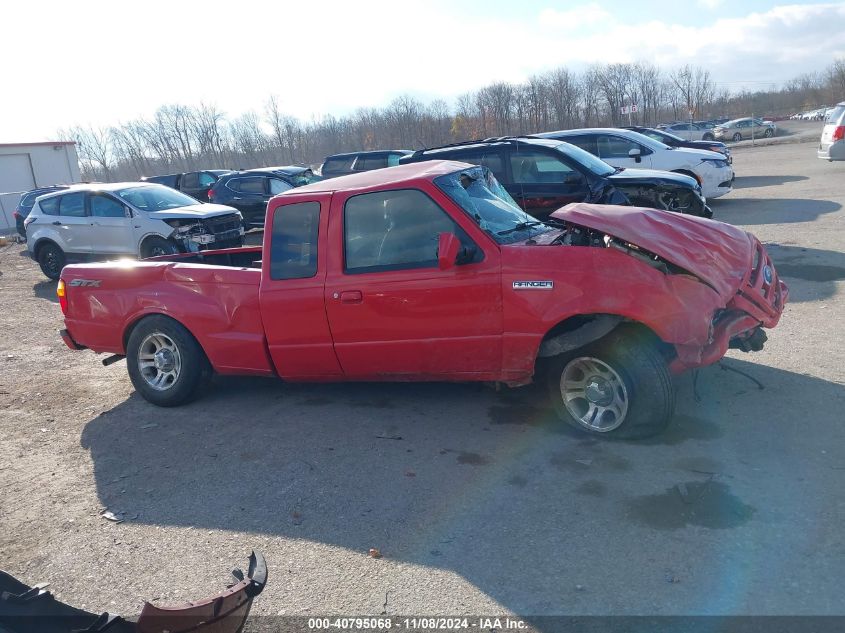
[148,203,240,220]
[553,203,753,299]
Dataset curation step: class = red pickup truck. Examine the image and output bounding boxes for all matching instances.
[58,161,787,438]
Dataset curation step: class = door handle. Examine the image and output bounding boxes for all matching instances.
[338,290,363,304]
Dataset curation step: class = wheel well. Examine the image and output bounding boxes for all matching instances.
[32,238,60,258]
[538,315,674,362]
[671,169,701,185]
[123,313,207,361]
[139,233,173,256]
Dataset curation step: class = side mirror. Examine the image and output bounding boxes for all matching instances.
[628,148,642,163]
[437,232,461,270]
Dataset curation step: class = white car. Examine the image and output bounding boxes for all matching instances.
[25,183,244,279]
[537,128,734,199]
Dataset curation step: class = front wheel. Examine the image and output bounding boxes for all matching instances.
[703,133,715,141]
[37,242,65,280]
[546,326,675,439]
[126,315,210,406]
[763,128,774,138]
[732,132,742,142]
[140,236,179,259]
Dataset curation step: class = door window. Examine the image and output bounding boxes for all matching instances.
[510,150,577,184]
[90,194,126,218]
[229,177,265,194]
[59,192,86,217]
[269,178,294,195]
[562,135,597,154]
[453,150,506,181]
[181,172,199,189]
[344,189,466,273]
[595,135,643,159]
[354,155,388,170]
[198,172,217,187]
[40,196,60,216]
[269,201,320,280]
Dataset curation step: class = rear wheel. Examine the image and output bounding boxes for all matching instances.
[546,326,675,439]
[732,132,742,142]
[703,133,715,141]
[140,236,178,259]
[37,242,65,280]
[126,316,210,406]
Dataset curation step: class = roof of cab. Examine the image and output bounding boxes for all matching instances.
[292,160,474,194]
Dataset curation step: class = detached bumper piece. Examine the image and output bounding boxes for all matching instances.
[0,551,267,633]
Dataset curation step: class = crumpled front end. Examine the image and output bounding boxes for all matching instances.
[671,237,788,372]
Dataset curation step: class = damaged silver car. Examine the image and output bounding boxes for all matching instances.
[25,183,244,280]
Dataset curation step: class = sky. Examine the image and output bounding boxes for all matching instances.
[1,0,843,142]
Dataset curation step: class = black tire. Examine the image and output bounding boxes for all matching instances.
[126,315,210,407]
[37,242,65,280]
[703,133,715,141]
[732,132,742,142]
[140,236,179,259]
[546,325,675,439]
[763,128,774,138]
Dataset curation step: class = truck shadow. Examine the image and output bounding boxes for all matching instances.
[710,197,840,225]
[78,358,845,616]
[765,243,845,302]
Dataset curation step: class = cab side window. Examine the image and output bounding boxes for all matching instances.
[453,150,506,182]
[59,192,86,217]
[344,189,472,274]
[270,201,320,280]
[198,172,217,187]
[90,194,126,218]
[269,178,293,195]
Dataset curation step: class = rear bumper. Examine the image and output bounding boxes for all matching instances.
[59,328,86,351]
[818,141,845,161]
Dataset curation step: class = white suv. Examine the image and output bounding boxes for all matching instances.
[25,183,244,279]
[537,128,735,199]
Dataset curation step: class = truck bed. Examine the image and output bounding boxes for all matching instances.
[61,245,274,376]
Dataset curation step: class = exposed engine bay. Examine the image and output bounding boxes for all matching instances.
[164,214,245,252]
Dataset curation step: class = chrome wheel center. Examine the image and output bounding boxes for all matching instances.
[138,332,182,391]
[585,376,614,407]
[560,356,629,432]
[154,348,176,372]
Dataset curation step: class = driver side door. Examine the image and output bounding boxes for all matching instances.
[323,187,502,378]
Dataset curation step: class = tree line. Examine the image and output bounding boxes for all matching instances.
[61,59,845,182]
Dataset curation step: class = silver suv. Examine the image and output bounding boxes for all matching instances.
[818,102,845,161]
[25,183,244,279]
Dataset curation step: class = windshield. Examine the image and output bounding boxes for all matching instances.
[556,142,616,176]
[115,185,199,211]
[434,166,557,245]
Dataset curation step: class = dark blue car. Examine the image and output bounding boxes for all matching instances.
[13,186,69,238]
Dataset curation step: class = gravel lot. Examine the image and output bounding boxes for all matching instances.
[1,140,844,622]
